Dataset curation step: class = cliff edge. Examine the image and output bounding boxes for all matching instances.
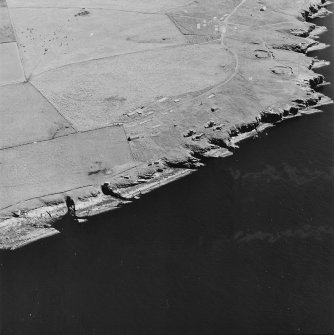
[0,0,332,249]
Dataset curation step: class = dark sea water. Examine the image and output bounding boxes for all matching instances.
[0,8,333,335]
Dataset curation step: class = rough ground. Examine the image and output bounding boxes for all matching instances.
[0,0,332,249]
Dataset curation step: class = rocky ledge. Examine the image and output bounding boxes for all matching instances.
[0,0,332,250]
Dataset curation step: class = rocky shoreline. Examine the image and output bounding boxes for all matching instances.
[0,0,333,250]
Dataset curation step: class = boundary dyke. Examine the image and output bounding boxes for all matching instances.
[0,0,333,250]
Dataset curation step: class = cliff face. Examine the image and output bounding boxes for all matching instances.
[112,0,332,181]
[0,0,332,249]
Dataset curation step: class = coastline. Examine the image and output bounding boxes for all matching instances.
[0,0,333,250]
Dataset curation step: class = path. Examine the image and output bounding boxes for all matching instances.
[1,0,328,249]
[0,0,243,213]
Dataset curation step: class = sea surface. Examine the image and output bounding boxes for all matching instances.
[0,7,333,335]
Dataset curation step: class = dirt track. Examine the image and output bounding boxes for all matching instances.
[0,0,332,249]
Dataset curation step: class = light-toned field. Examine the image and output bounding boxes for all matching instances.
[0,5,15,43]
[0,83,75,149]
[0,126,134,209]
[7,0,192,12]
[32,44,234,130]
[10,8,187,76]
[0,42,24,84]
[0,0,331,248]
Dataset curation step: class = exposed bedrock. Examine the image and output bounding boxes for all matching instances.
[302,0,328,19]
[164,155,203,169]
[1,0,333,249]
[258,108,283,124]
[289,24,316,38]
[297,72,325,90]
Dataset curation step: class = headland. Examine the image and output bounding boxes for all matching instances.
[0,0,332,249]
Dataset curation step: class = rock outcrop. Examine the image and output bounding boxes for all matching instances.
[0,0,333,249]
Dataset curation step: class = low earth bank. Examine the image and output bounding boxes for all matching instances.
[0,0,332,249]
